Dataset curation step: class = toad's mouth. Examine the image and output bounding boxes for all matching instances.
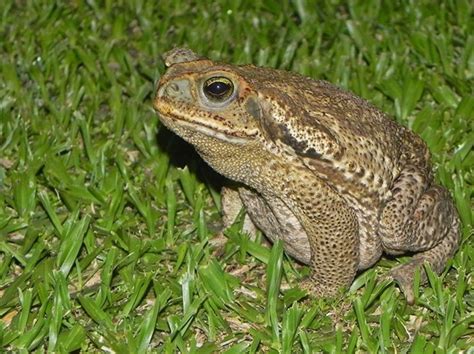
[155,101,258,145]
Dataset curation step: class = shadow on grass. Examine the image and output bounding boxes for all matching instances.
[156,124,227,193]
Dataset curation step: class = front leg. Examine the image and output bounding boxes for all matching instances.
[210,186,259,253]
[221,186,258,236]
[294,180,360,297]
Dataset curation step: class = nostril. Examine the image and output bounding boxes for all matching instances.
[167,83,180,94]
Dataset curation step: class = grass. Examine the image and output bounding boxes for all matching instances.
[0,0,473,352]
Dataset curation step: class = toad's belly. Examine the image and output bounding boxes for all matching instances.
[238,188,312,264]
[239,187,383,269]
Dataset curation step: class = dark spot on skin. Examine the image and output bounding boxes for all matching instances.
[305,148,320,158]
[277,123,323,159]
[377,177,384,186]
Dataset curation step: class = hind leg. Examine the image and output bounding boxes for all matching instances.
[390,220,459,304]
[379,166,460,303]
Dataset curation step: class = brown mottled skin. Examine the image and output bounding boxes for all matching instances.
[154,48,460,303]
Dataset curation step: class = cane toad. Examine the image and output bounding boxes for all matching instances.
[154,48,460,303]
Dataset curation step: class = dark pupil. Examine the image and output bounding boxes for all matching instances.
[206,81,230,97]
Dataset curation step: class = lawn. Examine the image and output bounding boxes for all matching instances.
[0,0,473,352]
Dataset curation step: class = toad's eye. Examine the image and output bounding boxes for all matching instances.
[203,77,234,102]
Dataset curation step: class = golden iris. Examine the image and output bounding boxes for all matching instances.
[203,77,234,101]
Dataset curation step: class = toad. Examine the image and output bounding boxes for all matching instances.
[154,48,460,303]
